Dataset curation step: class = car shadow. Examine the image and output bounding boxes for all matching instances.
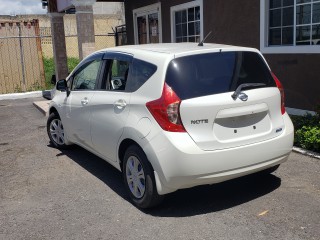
[54,145,281,217]
[146,173,281,217]
[54,145,128,200]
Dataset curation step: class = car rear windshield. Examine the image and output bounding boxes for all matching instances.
[165,51,276,100]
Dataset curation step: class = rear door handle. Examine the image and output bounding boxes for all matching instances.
[114,99,127,109]
[81,98,89,105]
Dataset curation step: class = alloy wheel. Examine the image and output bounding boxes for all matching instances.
[126,156,146,199]
[49,119,65,145]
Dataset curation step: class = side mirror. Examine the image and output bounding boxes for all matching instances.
[56,79,68,92]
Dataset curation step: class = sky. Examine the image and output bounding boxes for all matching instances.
[0,0,47,15]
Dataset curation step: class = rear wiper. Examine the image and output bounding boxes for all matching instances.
[231,83,266,100]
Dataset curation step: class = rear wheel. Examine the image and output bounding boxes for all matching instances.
[47,112,68,149]
[122,145,163,208]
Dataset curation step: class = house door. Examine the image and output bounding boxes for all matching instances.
[134,3,162,44]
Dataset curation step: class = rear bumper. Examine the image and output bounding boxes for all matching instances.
[144,113,294,195]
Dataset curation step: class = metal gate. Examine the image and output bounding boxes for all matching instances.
[114,24,127,46]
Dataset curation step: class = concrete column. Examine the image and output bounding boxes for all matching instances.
[72,0,96,60]
[49,13,68,81]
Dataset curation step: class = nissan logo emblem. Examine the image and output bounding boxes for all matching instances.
[238,92,248,101]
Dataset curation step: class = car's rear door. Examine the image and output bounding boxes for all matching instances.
[166,50,285,150]
[90,53,132,162]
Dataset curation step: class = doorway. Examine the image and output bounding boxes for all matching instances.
[133,3,162,44]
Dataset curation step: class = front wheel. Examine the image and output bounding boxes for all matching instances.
[47,112,68,149]
[122,145,163,208]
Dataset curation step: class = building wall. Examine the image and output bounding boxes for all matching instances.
[93,2,124,18]
[265,54,320,110]
[125,0,320,111]
[204,0,320,111]
[124,0,188,45]
[204,0,260,48]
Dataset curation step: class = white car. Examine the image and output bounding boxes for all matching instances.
[47,43,294,208]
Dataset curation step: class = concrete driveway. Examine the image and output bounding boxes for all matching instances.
[0,98,319,240]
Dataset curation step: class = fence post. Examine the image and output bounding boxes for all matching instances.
[18,24,26,91]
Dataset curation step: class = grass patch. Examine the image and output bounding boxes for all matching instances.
[43,57,80,89]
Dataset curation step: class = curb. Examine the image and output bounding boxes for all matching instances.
[33,100,50,117]
[0,90,53,101]
[0,91,43,100]
[293,146,320,160]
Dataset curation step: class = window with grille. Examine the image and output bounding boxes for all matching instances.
[268,0,320,46]
[171,0,203,43]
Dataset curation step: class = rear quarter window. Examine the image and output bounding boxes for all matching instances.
[165,51,276,100]
[126,58,157,92]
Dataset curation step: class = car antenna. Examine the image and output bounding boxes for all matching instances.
[198,31,212,46]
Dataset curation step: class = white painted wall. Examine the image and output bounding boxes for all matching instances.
[57,0,123,18]
[93,2,123,15]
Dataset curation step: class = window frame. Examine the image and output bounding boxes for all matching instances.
[165,51,275,100]
[260,0,320,53]
[170,0,204,43]
[100,52,133,92]
[133,3,162,44]
[69,53,104,91]
[125,57,158,92]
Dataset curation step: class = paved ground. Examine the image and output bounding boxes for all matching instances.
[0,98,319,240]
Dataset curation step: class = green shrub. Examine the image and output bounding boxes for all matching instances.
[43,57,80,89]
[43,57,55,89]
[67,57,80,72]
[291,114,319,129]
[295,126,320,152]
[290,106,320,153]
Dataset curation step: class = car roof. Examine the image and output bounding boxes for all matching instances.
[104,43,257,56]
[92,43,261,67]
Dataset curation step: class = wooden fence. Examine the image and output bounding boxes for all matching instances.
[0,20,45,94]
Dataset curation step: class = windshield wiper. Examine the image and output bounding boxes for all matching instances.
[231,83,266,100]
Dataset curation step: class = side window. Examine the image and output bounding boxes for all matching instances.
[72,60,101,90]
[106,59,130,91]
[126,58,157,92]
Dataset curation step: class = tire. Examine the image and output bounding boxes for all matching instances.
[122,145,164,208]
[47,112,68,149]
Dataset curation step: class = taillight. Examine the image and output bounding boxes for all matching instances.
[146,83,186,132]
[271,72,286,115]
